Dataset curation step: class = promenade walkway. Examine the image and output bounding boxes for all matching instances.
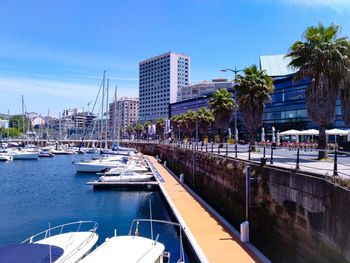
[146,155,267,263]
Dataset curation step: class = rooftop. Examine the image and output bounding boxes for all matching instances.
[260,55,297,77]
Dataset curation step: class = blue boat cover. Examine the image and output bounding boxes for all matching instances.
[0,243,64,263]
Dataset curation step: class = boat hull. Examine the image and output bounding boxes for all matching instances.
[12,153,38,160]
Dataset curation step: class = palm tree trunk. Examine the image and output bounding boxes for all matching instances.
[318,125,328,159]
[249,128,256,151]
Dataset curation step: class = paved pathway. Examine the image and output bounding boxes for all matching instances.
[147,155,266,263]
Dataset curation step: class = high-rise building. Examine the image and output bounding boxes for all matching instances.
[139,51,190,122]
[109,97,139,129]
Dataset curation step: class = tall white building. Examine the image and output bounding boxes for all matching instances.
[109,97,139,129]
[139,51,190,122]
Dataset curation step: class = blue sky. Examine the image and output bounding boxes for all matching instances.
[1,0,349,116]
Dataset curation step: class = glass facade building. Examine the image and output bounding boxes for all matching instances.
[139,51,190,122]
[169,54,347,139]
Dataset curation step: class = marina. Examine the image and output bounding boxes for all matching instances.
[0,153,192,262]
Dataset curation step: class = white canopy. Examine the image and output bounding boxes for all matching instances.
[326,128,349,136]
[279,129,299,136]
[298,129,319,136]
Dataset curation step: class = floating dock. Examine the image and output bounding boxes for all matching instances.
[145,155,270,263]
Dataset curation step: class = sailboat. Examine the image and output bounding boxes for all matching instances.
[11,95,38,160]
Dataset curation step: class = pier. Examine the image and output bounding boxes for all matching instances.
[146,155,268,263]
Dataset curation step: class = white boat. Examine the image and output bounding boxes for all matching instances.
[80,219,185,263]
[98,172,154,182]
[0,221,99,263]
[86,148,97,153]
[52,149,74,155]
[75,159,127,173]
[0,153,13,162]
[11,150,38,160]
[98,163,150,175]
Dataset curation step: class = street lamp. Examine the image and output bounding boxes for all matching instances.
[221,67,243,149]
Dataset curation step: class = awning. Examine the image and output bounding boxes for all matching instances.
[326,129,349,136]
[279,129,300,136]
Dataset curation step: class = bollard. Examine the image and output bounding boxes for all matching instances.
[296,148,300,170]
[270,145,274,164]
[226,144,228,155]
[164,161,167,167]
[180,173,184,184]
[333,149,338,176]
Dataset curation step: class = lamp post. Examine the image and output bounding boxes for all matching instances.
[221,67,243,146]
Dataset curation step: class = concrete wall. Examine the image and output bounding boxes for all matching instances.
[125,142,350,263]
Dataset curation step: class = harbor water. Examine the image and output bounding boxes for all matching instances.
[0,154,191,262]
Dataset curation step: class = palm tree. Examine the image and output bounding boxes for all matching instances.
[134,124,143,140]
[236,65,274,149]
[286,23,350,159]
[197,107,214,139]
[186,110,197,140]
[120,126,124,139]
[208,89,235,143]
[156,117,165,139]
[144,121,152,140]
[171,115,180,140]
[178,113,187,139]
[126,125,134,140]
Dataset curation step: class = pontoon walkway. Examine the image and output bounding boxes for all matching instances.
[146,155,269,263]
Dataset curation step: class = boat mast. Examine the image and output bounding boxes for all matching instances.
[59,112,62,142]
[117,94,121,149]
[105,78,109,150]
[112,86,117,147]
[100,71,106,151]
[22,95,25,143]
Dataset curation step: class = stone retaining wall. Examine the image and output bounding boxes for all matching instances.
[126,142,350,263]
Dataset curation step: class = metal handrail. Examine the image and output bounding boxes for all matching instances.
[21,220,98,244]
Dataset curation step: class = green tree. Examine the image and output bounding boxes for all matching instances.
[286,23,350,159]
[134,124,143,140]
[208,89,235,143]
[197,107,215,139]
[0,115,4,120]
[2,128,21,137]
[171,115,180,139]
[236,65,274,148]
[144,121,152,139]
[178,113,187,138]
[120,126,124,138]
[9,115,30,132]
[156,117,165,139]
[186,110,197,140]
[126,125,134,140]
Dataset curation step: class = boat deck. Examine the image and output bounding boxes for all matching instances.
[146,155,268,263]
[86,181,159,190]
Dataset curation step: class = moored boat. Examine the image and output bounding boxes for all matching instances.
[0,221,99,263]
[80,218,184,263]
